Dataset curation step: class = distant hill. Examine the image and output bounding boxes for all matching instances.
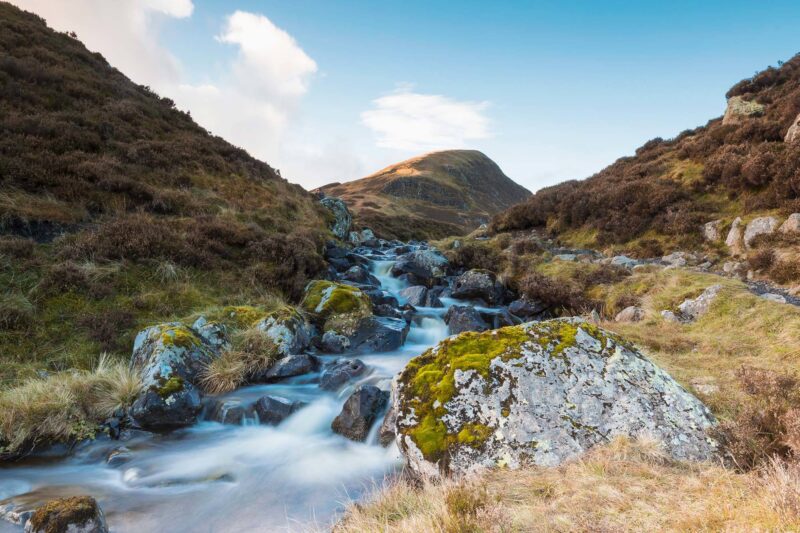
[492,54,800,256]
[0,2,329,381]
[317,150,531,240]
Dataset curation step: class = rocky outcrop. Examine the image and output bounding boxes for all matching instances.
[331,385,389,442]
[319,196,352,239]
[129,323,219,429]
[725,217,744,255]
[703,220,723,242]
[394,319,717,477]
[743,216,779,248]
[677,284,723,322]
[722,96,765,125]
[451,269,504,305]
[25,496,108,533]
[780,213,800,234]
[785,113,800,143]
[256,306,312,357]
[444,305,489,335]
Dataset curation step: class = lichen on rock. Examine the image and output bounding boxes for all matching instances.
[300,280,372,335]
[256,305,311,357]
[395,318,717,477]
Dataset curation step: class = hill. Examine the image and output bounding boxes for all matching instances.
[317,150,531,240]
[492,54,800,260]
[0,2,330,383]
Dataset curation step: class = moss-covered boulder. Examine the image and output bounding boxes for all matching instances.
[395,318,716,477]
[26,496,108,533]
[256,306,312,357]
[129,322,218,429]
[301,280,372,335]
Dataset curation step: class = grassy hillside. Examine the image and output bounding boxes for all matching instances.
[318,150,531,240]
[493,54,800,258]
[0,2,331,384]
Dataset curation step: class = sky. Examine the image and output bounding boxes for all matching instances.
[10,0,800,192]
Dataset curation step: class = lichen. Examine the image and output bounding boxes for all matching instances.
[156,375,184,398]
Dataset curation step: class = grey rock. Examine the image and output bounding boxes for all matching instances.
[331,385,389,442]
[722,96,764,125]
[399,285,429,307]
[340,265,380,287]
[391,249,449,285]
[661,310,680,322]
[206,398,249,425]
[761,293,787,304]
[256,310,312,358]
[554,253,577,261]
[253,395,303,425]
[191,317,230,352]
[106,446,133,468]
[444,305,490,335]
[378,406,397,447]
[725,217,745,255]
[321,330,350,353]
[348,316,409,353]
[661,252,687,267]
[703,220,723,242]
[677,284,722,321]
[508,298,548,320]
[610,255,639,269]
[320,196,352,240]
[743,216,779,248]
[786,114,800,143]
[320,358,367,391]
[395,318,717,477]
[349,228,376,245]
[451,269,504,305]
[780,213,800,234]
[256,353,318,382]
[615,306,645,323]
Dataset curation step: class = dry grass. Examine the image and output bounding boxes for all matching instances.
[199,327,279,394]
[0,354,141,453]
[336,437,800,532]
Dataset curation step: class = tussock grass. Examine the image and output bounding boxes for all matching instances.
[336,437,798,532]
[199,327,279,394]
[0,354,141,453]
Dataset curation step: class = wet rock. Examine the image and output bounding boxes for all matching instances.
[725,217,744,255]
[743,216,779,248]
[508,298,548,320]
[391,249,449,286]
[331,386,389,442]
[780,213,800,234]
[348,317,409,353]
[703,220,723,242]
[320,358,367,391]
[26,496,108,533]
[373,304,404,320]
[615,306,645,323]
[451,269,504,305]
[254,353,319,382]
[395,318,717,477]
[444,305,489,335]
[677,284,723,321]
[378,406,397,447]
[363,289,399,308]
[129,323,216,429]
[321,330,350,353]
[106,446,132,468]
[207,399,249,425]
[256,307,312,358]
[399,285,428,307]
[319,196,352,239]
[340,265,380,287]
[253,395,303,425]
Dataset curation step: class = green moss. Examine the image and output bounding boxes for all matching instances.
[398,319,627,465]
[156,375,184,398]
[159,324,201,349]
[301,281,371,334]
[28,496,100,533]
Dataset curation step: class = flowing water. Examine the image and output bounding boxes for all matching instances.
[0,252,455,532]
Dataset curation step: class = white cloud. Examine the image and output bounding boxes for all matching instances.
[361,89,491,151]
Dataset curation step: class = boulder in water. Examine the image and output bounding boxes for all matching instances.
[508,298,548,320]
[395,318,717,477]
[391,249,449,286]
[253,395,303,425]
[331,385,389,442]
[378,406,397,447]
[321,330,350,353]
[451,269,504,305]
[320,358,367,391]
[255,353,319,382]
[26,496,108,533]
[340,265,380,287]
[301,280,372,336]
[348,316,409,353]
[206,398,249,425]
[256,306,312,357]
[444,305,489,335]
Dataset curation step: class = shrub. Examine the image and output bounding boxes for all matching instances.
[770,260,800,284]
[445,242,505,272]
[519,272,592,314]
[749,249,776,271]
[246,232,325,299]
[0,293,34,330]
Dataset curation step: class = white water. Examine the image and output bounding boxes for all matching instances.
[0,255,453,532]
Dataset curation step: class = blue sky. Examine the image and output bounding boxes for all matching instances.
[13,0,800,191]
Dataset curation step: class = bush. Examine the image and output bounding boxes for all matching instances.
[519,272,592,314]
[445,242,505,272]
[749,249,776,271]
[770,260,800,284]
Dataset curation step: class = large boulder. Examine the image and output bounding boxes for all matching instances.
[394,319,717,477]
[444,305,489,335]
[331,385,389,442]
[252,395,304,425]
[722,96,765,125]
[743,216,779,248]
[349,228,377,246]
[725,217,744,256]
[398,285,442,308]
[130,323,217,429]
[254,353,318,382]
[339,265,380,287]
[301,280,372,335]
[319,196,352,240]
[25,496,108,533]
[615,306,645,323]
[786,113,800,143]
[348,316,410,353]
[255,306,312,357]
[451,269,505,305]
[391,249,449,286]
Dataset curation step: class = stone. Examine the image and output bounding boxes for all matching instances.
[300,280,372,336]
[363,289,399,308]
[348,228,376,246]
[252,395,303,425]
[554,253,577,261]
[321,330,350,353]
[191,316,230,352]
[255,353,318,382]
[444,305,490,335]
[129,323,217,429]
[703,220,723,242]
[378,406,397,447]
[206,398,249,425]
[391,249,449,286]
[399,285,429,307]
[340,265,380,287]
[661,310,680,322]
[785,113,800,143]
[615,306,645,323]
[395,318,717,477]
[722,95,765,125]
[331,385,389,442]
[256,307,312,358]
[661,252,687,267]
[761,293,787,304]
[508,298,548,320]
[25,496,108,533]
[319,196,352,239]
[725,217,744,256]
[451,269,504,305]
[106,446,132,468]
[348,316,409,353]
[320,358,367,391]
[743,216,779,248]
[723,261,746,278]
[610,255,638,269]
[677,284,723,321]
[780,213,800,234]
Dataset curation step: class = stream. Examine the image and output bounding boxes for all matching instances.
[0,248,466,532]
